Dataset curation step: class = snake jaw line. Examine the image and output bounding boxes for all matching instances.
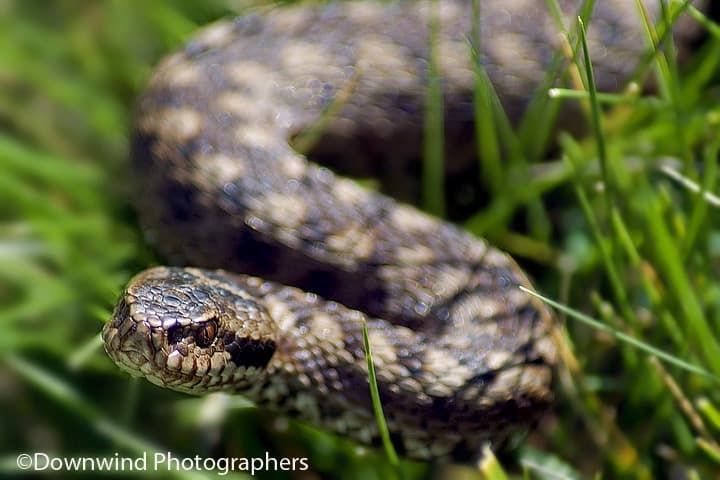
[103,266,278,394]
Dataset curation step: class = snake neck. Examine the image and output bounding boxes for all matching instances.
[229,272,555,461]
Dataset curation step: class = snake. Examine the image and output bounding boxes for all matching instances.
[101,0,706,462]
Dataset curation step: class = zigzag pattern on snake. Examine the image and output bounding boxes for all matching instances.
[102,0,705,461]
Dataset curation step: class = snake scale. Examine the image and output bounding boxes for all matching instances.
[102,0,706,462]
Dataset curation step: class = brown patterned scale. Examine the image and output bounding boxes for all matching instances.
[102,0,704,461]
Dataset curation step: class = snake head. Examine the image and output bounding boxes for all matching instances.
[102,266,277,394]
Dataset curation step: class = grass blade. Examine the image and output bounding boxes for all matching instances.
[519,287,719,382]
[361,320,400,469]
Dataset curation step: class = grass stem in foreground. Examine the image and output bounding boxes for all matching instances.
[361,320,401,471]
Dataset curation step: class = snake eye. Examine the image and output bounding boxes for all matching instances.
[195,318,218,348]
[167,317,219,348]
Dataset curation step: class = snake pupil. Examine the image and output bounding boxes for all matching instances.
[195,318,217,348]
[166,318,219,349]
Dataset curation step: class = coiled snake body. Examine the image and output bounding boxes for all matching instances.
[102,0,703,461]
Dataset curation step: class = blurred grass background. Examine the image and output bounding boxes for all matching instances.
[1,0,720,479]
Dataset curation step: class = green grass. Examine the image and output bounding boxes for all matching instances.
[2,1,720,479]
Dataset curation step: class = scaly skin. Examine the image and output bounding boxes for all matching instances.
[103,0,706,461]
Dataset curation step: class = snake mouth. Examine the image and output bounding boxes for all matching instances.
[102,299,157,378]
[102,267,280,394]
[102,309,221,391]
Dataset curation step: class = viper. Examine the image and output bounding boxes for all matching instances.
[102,0,706,461]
